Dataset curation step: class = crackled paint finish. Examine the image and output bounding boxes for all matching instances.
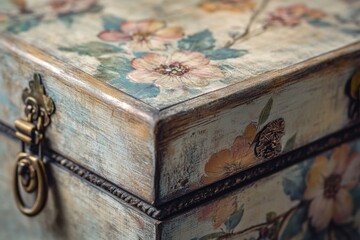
[162,140,360,240]
[0,0,360,109]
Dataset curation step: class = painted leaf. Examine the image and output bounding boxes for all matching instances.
[279,205,308,240]
[59,42,123,57]
[258,97,273,127]
[102,15,125,31]
[341,28,360,37]
[244,122,257,144]
[98,57,160,99]
[307,19,333,28]
[178,29,215,52]
[204,48,248,60]
[6,16,41,33]
[199,232,225,240]
[283,133,297,152]
[282,165,308,201]
[266,212,277,222]
[350,69,360,99]
[224,205,244,232]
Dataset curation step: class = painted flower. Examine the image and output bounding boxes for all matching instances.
[254,118,285,160]
[266,4,326,27]
[50,0,98,15]
[202,134,256,185]
[98,19,183,51]
[199,0,256,13]
[304,144,360,232]
[127,51,224,89]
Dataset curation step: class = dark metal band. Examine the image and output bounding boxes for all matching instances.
[1,121,360,220]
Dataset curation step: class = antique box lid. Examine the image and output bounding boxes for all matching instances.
[1,0,360,207]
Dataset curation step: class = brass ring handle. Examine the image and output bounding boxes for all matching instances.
[14,153,48,216]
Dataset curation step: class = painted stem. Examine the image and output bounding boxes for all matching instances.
[224,0,270,48]
[218,203,300,239]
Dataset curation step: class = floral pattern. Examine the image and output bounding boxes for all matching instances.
[127,51,224,89]
[304,144,360,232]
[194,143,360,240]
[201,98,295,185]
[98,19,184,51]
[1,0,358,107]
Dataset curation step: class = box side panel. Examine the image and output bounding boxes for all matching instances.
[161,138,360,239]
[0,42,156,203]
[158,50,360,203]
[0,132,158,240]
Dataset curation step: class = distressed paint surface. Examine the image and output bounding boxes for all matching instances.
[0,133,159,240]
[0,0,359,109]
[0,42,157,203]
[158,55,360,202]
[161,139,360,240]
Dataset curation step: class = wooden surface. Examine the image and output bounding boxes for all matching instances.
[0,40,158,204]
[0,0,359,109]
[161,139,360,240]
[0,132,160,240]
[0,0,360,205]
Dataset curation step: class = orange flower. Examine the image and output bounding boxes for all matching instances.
[199,0,256,13]
[202,123,257,185]
[304,144,360,232]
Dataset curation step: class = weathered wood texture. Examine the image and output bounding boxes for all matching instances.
[1,0,360,206]
[161,138,360,239]
[157,46,360,203]
[0,132,160,240]
[0,39,158,203]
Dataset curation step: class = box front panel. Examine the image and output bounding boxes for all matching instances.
[162,137,360,240]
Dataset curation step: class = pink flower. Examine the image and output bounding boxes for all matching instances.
[304,144,360,232]
[127,51,224,89]
[98,19,184,51]
[266,4,326,27]
[50,0,97,15]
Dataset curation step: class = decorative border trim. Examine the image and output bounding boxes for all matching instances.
[1,121,360,220]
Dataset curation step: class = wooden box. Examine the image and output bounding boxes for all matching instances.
[1,0,360,239]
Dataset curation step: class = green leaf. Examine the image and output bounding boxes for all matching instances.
[258,97,273,126]
[279,205,308,240]
[59,42,123,57]
[203,48,248,60]
[224,205,244,232]
[283,133,297,152]
[199,232,225,240]
[102,15,124,31]
[6,16,41,33]
[178,29,216,52]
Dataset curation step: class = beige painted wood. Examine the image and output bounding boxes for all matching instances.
[1,35,360,205]
[0,133,160,240]
[0,38,158,203]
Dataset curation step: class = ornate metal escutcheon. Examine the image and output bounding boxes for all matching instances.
[14,74,55,216]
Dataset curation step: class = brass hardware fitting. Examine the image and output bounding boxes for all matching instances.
[14,74,54,217]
